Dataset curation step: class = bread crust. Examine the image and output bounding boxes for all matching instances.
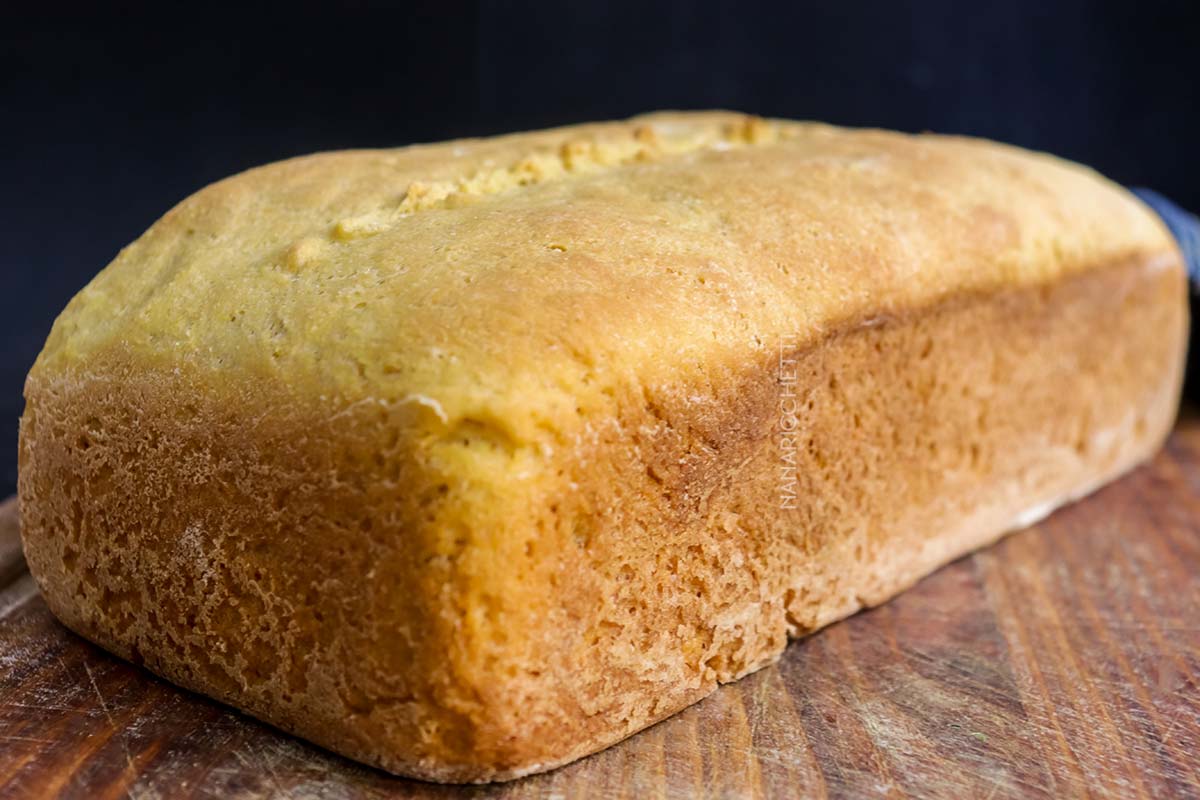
[18,113,1187,782]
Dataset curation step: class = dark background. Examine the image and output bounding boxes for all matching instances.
[3,0,1198,498]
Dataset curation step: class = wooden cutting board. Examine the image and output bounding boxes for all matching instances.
[1,417,1198,800]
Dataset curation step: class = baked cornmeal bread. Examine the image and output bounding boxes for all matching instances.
[19,111,1187,782]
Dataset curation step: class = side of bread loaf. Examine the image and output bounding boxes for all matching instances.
[19,112,1187,781]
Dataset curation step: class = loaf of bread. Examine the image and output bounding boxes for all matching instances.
[18,112,1187,782]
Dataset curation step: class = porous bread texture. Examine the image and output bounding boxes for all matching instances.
[19,112,1188,782]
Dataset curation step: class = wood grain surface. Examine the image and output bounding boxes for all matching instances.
[1,415,1198,800]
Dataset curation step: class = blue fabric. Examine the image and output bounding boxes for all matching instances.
[1132,189,1200,291]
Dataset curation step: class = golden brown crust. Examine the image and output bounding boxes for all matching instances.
[18,112,1188,782]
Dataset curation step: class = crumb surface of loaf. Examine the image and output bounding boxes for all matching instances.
[19,112,1187,782]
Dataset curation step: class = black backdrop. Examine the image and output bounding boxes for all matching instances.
[4,0,1198,497]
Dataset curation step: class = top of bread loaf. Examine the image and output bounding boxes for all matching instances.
[33,111,1176,443]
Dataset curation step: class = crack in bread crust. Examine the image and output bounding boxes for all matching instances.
[19,251,1185,782]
